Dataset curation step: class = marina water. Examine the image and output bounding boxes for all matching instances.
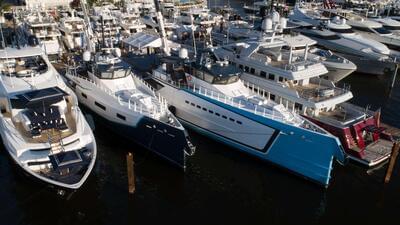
[0,1,400,225]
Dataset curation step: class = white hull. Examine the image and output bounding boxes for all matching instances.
[0,108,97,190]
[157,82,277,151]
[336,52,397,75]
[322,64,356,82]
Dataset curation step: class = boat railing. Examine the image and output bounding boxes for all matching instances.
[340,102,376,117]
[67,70,168,119]
[296,84,351,103]
[156,75,299,124]
[249,52,317,72]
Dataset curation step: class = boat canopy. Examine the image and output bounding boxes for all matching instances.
[10,87,68,109]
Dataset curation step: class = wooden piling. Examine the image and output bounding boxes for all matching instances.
[384,142,400,184]
[127,152,135,194]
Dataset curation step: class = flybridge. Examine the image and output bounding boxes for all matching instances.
[11,87,68,109]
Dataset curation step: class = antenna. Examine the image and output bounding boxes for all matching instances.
[190,14,197,58]
[80,0,94,52]
[101,15,106,48]
[153,0,170,56]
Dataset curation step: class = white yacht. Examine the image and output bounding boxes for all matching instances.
[113,9,146,37]
[375,17,400,36]
[17,10,63,58]
[65,48,194,168]
[58,11,86,51]
[214,37,394,166]
[324,9,400,53]
[91,7,122,47]
[290,7,397,75]
[151,48,346,186]
[177,8,222,27]
[0,47,96,189]
[283,34,356,82]
[212,16,357,82]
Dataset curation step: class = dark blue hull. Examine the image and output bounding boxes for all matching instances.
[83,106,190,169]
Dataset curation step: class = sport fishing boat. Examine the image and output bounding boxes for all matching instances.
[215,34,394,166]
[151,47,346,187]
[0,46,96,189]
[65,48,194,169]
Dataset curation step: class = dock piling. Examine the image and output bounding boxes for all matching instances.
[127,152,135,194]
[384,142,400,184]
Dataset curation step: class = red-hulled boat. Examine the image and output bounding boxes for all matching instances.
[306,104,394,166]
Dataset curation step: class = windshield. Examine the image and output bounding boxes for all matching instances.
[213,74,239,85]
[373,27,392,34]
[324,34,341,40]
[96,61,131,79]
[330,28,354,34]
[384,25,400,30]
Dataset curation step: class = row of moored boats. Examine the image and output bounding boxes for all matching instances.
[0,0,398,190]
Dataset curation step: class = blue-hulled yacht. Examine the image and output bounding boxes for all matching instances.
[150,48,347,187]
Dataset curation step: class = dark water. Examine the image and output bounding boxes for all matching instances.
[1,1,400,225]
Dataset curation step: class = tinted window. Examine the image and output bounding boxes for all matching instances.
[117,113,126,120]
[95,101,106,110]
[270,94,276,101]
[384,25,400,30]
[268,74,275,80]
[373,27,392,34]
[352,26,371,32]
[330,28,354,33]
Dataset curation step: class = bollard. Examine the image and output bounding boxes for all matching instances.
[384,142,400,184]
[127,152,135,194]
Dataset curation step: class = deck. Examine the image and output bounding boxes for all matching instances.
[363,139,393,165]
[12,101,77,144]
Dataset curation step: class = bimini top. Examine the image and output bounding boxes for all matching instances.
[10,86,68,109]
[0,47,43,59]
[284,35,317,48]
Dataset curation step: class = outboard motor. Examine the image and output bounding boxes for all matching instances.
[28,35,39,47]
